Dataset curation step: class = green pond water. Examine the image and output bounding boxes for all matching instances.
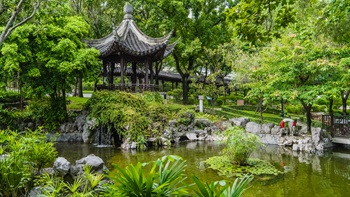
[55,142,350,197]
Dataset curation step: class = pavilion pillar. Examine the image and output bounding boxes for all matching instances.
[132,62,137,91]
[103,60,107,85]
[150,62,154,90]
[109,62,115,89]
[145,60,150,90]
[161,79,165,92]
[120,57,125,90]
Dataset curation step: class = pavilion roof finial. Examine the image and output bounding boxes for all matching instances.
[124,3,133,19]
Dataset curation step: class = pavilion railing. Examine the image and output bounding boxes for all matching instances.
[96,84,162,92]
[322,115,350,137]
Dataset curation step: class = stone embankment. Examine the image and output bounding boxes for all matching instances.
[51,111,332,153]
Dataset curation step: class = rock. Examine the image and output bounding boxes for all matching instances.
[28,187,44,197]
[82,118,96,143]
[292,144,299,151]
[261,123,274,134]
[168,120,177,127]
[53,157,71,176]
[311,127,322,145]
[229,117,250,128]
[245,122,261,134]
[271,126,281,135]
[70,164,84,176]
[257,134,279,144]
[131,142,137,149]
[186,132,198,141]
[76,154,104,171]
[75,112,87,132]
[194,118,212,128]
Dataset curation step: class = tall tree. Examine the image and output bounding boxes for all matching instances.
[319,0,350,115]
[0,0,42,46]
[144,0,230,104]
[0,1,100,127]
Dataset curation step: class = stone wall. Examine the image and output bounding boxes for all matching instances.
[50,111,333,153]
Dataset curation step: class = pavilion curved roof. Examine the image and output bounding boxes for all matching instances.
[85,4,176,62]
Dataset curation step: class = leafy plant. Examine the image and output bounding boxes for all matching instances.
[192,174,253,197]
[0,129,57,196]
[102,155,190,196]
[222,127,263,165]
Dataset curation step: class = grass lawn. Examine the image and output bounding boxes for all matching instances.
[67,96,89,110]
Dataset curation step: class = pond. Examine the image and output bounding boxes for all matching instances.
[55,142,350,197]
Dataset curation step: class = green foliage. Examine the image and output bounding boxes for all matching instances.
[142,92,163,103]
[0,129,57,196]
[168,88,183,102]
[192,174,253,197]
[174,109,195,126]
[85,91,174,146]
[205,156,282,178]
[285,104,304,115]
[0,90,20,103]
[222,127,263,166]
[36,165,104,196]
[103,155,190,196]
[27,98,67,131]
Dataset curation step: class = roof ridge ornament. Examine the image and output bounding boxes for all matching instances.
[123,3,133,19]
[112,23,120,40]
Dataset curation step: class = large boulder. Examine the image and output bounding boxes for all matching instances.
[261,123,274,134]
[82,118,96,143]
[245,122,261,134]
[76,154,104,171]
[194,118,212,128]
[229,117,250,128]
[53,157,71,176]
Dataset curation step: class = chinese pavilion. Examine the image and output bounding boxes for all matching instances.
[85,4,177,91]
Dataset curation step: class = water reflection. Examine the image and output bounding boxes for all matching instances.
[55,142,350,197]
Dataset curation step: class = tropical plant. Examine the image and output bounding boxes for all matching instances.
[102,155,190,197]
[0,128,57,196]
[37,165,104,196]
[222,127,263,165]
[192,174,253,197]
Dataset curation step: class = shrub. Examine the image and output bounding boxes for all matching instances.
[0,129,57,196]
[222,127,263,165]
[102,155,190,196]
[168,88,183,102]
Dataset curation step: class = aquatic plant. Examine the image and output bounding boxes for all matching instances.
[222,127,263,165]
[205,156,282,178]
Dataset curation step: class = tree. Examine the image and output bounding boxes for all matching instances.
[256,30,337,132]
[0,0,42,46]
[318,0,350,115]
[226,0,297,47]
[150,0,230,104]
[0,3,100,128]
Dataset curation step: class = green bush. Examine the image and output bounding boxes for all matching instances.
[0,90,21,103]
[222,127,263,165]
[103,155,190,196]
[85,91,174,147]
[0,129,57,196]
[103,155,252,197]
[168,88,183,102]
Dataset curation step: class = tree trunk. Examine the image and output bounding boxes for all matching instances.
[341,90,350,116]
[301,100,312,132]
[78,76,83,97]
[182,75,190,104]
